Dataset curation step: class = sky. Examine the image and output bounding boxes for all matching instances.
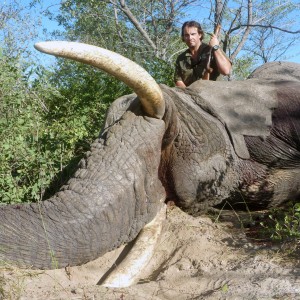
[17,0,62,67]
[15,0,300,65]
[183,1,300,64]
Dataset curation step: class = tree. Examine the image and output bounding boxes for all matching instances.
[239,1,300,63]
[0,1,99,204]
[50,0,196,67]
[0,54,64,203]
[48,0,299,79]
[210,0,300,77]
[0,1,52,203]
[0,0,42,64]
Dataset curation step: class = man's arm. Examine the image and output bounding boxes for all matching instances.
[209,34,232,76]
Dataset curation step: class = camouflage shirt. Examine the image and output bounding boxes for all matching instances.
[174,43,220,86]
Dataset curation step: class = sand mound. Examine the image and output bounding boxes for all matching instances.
[2,206,300,299]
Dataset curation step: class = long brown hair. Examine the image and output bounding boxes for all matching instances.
[181,21,204,41]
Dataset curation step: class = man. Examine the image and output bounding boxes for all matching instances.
[174,21,232,87]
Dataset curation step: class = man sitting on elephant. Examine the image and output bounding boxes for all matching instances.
[174,21,232,87]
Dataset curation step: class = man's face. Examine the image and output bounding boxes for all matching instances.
[183,26,202,49]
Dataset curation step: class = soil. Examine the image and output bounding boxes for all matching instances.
[1,206,300,300]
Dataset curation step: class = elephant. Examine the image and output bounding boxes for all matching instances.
[0,41,300,271]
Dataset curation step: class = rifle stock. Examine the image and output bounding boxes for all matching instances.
[202,24,221,80]
[202,68,212,80]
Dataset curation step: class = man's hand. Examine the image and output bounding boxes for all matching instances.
[209,34,220,48]
[175,80,186,88]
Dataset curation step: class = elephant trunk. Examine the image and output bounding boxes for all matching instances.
[34,41,165,119]
[0,113,166,269]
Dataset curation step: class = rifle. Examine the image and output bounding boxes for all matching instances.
[202,24,221,80]
[202,0,228,80]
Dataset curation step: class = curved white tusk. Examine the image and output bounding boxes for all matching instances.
[34,41,165,119]
[100,204,166,288]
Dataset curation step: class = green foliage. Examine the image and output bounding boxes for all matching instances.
[53,0,179,74]
[2,0,177,204]
[0,58,57,203]
[231,55,256,80]
[45,58,132,139]
[0,0,41,65]
[144,57,175,86]
[260,203,300,241]
[0,2,62,204]
[0,48,136,204]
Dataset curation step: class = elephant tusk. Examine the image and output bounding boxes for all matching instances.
[99,204,166,288]
[34,41,165,119]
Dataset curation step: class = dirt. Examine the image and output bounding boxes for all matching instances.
[1,206,300,300]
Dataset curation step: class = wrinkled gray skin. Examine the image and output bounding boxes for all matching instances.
[1,48,300,270]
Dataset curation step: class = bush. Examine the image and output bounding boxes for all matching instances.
[260,203,300,241]
[0,59,55,203]
[0,58,132,204]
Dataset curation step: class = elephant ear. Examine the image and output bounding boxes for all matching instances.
[189,79,278,159]
[102,93,138,129]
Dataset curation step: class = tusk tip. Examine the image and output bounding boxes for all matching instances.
[34,41,51,53]
[34,41,67,55]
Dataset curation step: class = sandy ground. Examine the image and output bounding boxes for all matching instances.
[1,206,300,300]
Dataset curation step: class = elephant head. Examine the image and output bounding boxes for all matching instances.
[1,42,300,269]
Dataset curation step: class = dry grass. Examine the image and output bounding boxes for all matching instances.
[0,262,43,300]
